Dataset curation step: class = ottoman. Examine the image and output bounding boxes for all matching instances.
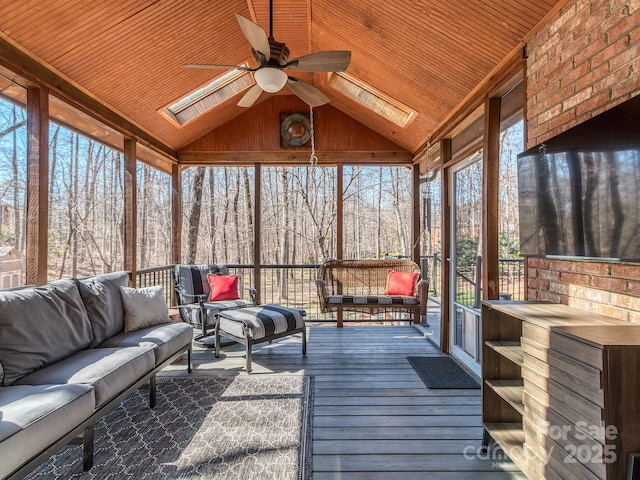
[214,304,306,373]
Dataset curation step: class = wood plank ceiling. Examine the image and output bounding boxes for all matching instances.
[0,0,561,157]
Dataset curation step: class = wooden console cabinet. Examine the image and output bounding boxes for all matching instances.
[482,301,640,480]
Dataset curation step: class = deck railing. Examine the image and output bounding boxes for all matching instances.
[137,263,337,321]
[137,257,524,321]
[452,256,526,308]
[137,265,176,305]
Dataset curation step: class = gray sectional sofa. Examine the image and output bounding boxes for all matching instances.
[0,272,193,480]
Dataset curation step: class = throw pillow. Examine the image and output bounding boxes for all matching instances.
[207,274,240,301]
[76,271,129,346]
[383,269,419,296]
[120,285,170,332]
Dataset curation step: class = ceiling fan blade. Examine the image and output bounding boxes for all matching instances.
[287,78,330,107]
[237,84,263,108]
[182,63,253,70]
[285,51,351,72]
[235,14,270,60]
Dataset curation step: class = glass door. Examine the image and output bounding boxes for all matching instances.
[449,152,483,375]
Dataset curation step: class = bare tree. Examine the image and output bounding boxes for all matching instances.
[185,167,205,264]
[242,168,254,262]
[11,106,24,251]
[278,169,290,299]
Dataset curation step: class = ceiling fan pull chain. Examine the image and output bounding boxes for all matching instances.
[309,106,318,167]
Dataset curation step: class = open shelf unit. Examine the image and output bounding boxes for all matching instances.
[481,301,640,480]
[481,302,526,473]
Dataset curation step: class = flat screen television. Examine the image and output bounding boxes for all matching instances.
[517,95,640,261]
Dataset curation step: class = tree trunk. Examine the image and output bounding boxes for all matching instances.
[233,169,241,263]
[11,106,23,251]
[222,168,230,260]
[242,168,254,263]
[208,168,217,262]
[391,167,408,255]
[139,164,152,267]
[185,166,206,264]
[377,167,383,258]
[71,133,80,277]
[278,169,289,299]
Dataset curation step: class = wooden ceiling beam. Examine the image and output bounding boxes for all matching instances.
[0,33,178,162]
[179,151,412,166]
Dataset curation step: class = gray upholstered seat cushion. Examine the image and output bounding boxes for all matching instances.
[76,271,129,346]
[0,279,93,386]
[217,305,305,340]
[98,322,192,365]
[183,299,255,328]
[14,347,154,407]
[0,383,95,479]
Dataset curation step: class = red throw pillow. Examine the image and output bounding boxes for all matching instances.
[207,274,240,301]
[383,269,419,296]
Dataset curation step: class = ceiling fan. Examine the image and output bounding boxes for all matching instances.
[183,1,351,108]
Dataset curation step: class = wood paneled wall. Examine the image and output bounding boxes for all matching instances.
[178,96,410,165]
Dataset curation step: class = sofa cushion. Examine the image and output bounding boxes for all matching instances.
[0,279,93,386]
[120,285,170,332]
[14,347,154,408]
[0,383,95,479]
[98,322,192,365]
[76,271,129,347]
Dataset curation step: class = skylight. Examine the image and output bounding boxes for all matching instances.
[163,66,253,126]
[327,72,416,128]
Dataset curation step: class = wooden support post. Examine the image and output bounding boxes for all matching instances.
[412,164,421,324]
[336,163,344,327]
[25,86,49,286]
[254,163,261,304]
[411,163,421,265]
[171,164,182,265]
[123,138,137,286]
[482,97,501,300]
[440,139,452,353]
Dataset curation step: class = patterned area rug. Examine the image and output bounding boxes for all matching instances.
[26,375,313,480]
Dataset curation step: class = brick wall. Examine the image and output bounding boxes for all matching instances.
[524,0,640,318]
[526,0,640,148]
[527,258,640,322]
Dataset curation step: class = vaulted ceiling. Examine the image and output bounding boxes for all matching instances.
[0,0,562,160]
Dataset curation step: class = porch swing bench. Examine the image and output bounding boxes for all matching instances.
[316,259,429,327]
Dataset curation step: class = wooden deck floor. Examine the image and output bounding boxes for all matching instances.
[161,324,525,479]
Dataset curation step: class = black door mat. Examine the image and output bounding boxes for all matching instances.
[407,356,480,389]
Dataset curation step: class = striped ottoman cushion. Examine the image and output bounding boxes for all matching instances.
[217,304,305,340]
[327,295,418,305]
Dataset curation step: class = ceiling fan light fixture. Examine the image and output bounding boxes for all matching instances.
[254,67,288,93]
